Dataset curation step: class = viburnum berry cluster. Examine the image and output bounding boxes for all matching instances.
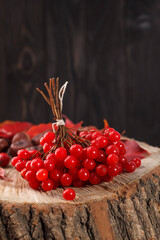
[11,78,141,201]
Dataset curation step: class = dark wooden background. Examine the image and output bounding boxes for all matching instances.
[0,0,160,146]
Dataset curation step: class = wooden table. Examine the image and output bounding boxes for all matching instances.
[0,140,160,240]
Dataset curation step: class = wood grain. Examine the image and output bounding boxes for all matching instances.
[0,140,159,204]
[0,140,160,240]
[46,0,126,130]
[2,0,47,123]
[0,0,160,146]
[0,0,7,120]
[124,0,160,146]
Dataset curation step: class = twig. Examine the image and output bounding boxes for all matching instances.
[37,78,90,152]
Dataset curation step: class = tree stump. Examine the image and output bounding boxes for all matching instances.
[0,140,160,240]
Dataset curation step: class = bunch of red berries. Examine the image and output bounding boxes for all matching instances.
[11,128,141,201]
[40,131,55,153]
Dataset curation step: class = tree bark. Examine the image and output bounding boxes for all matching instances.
[0,140,160,240]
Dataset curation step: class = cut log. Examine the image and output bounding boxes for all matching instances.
[0,140,160,240]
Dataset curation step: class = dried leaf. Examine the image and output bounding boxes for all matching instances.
[63,115,83,130]
[0,168,12,181]
[0,122,33,140]
[103,119,109,128]
[122,139,150,161]
[26,123,52,138]
[0,120,15,127]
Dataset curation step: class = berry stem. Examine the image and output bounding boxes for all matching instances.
[37,78,90,152]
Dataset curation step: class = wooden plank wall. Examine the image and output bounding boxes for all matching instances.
[0,0,160,146]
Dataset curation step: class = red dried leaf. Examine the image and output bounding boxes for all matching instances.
[0,120,15,127]
[26,116,83,139]
[0,122,33,140]
[63,115,83,130]
[0,168,12,181]
[26,123,52,138]
[122,139,150,161]
[26,115,84,138]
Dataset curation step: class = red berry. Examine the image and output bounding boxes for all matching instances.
[70,144,83,158]
[29,150,41,158]
[40,137,45,146]
[56,160,65,168]
[103,174,113,182]
[68,168,79,180]
[36,169,48,181]
[56,166,64,173]
[29,149,37,155]
[96,136,108,148]
[55,147,67,161]
[44,159,55,171]
[31,158,44,172]
[119,156,127,166]
[11,156,21,166]
[72,178,84,187]
[103,128,115,137]
[17,149,31,160]
[125,161,136,173]
[85,133,92,140]
[107,165,119,177]
[29,180,40,190]
[87,146,98,159]
[78,168,90,181]
[76,159,81,168]
[115,141,126,155]
[60,173,72,186]
[46,153,57,162]
[107,154,119,165]
[43,143,53,153]
[89,171,100,185]
[43,131,55,143]
[96,164,107,177]
[64,155,78,169]
[50,168,62,182]
[117,163,123,174]
[25,170,37,182]
[107,140,113,146]
[79,131,87,137]
[0,153,10,168]
[96,150,106,162]
[79,148,87,161]
[53,181,60,189]
[41,178,54,191]
[106,145,120,156]
[90,139,101,149]
[21,168,27,179]
[82,158,96,171]
[46,153,57,167]
[91,131,102,140]
[15,161,26,172]
[63,188,76,201]
[109,131,121,142]
[26,160,32,170]
[132,158,141,168]
[80,134,86,139]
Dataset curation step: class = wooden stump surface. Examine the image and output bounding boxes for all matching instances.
[0,140,160,240]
